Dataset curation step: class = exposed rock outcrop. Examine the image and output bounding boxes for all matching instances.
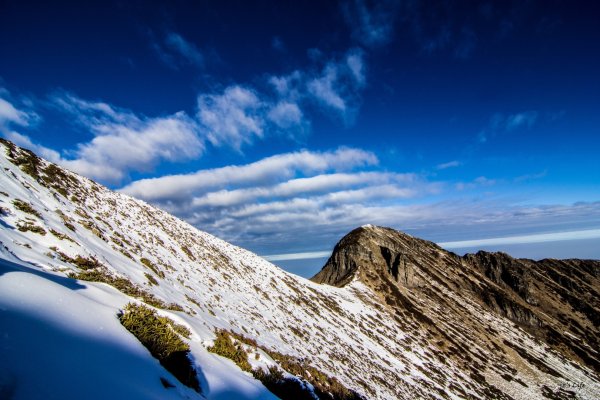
[312,225,600,384]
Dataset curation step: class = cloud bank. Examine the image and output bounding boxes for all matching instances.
[0,46,368,184]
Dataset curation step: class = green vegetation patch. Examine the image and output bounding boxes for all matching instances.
[141,257,165,278]
[17,221,46,235]
[68,266,183,311]
[145,272,159,286]
[180,245,196,261]
[3,140,43,180]
[207,330,252,372]
[49,229,76,243]
[13,199,42,218]
[207,329,365,400]
[53,251,103,271]
[55,210,77,231]
[118,303,199,392]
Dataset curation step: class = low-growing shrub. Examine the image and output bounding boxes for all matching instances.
[56,252,102,270]
[180,245,196,261]
[207,330,252,372]
[49,229,76,242]
[220,329,365,400]
[253,366,319,400]
[145,272,159,286]
[56,210,77,231]
[5,143,43,179]
[17,222,46,235]
[141,257,165,278]
[13,199,42,218]
[68,267,184,311]
[118,303,200,392]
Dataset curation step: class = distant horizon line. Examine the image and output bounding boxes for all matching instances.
[261,228,600,262]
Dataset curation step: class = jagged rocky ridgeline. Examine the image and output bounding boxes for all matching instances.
[313,225,600,397]
[1,138,600,399]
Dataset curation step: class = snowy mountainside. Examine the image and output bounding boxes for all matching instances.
[1,138,599,399]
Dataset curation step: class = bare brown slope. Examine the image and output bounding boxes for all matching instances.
[311,225,600,378]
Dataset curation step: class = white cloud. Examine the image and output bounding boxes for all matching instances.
[119,138,600,255]
[164,32,203,67]
[263,228,600,261]
[2,131,61,162]
[436,160,461,170]
[439,228,600,249]
[151,31,204,69]
[198,86,264,151]
[63,113,202,182]
[307,50,365,119]
[50,93,203,183]
[262,251,331,262]
[267,101,303,129]
[0,96,36,128]
[268,71,302,97]
[189,172,420,208]
[506,111,538,130]
[118,145,465,255]
[268,49,365,122]
[455,176,497,191]
[346,50,366,86]
[121,147,379,200]
[308,66,346,112]
[342,0,398,47]
[478,110,538,143]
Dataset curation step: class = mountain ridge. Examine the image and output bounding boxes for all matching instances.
[312,224,600,379]
[1,139,599,399]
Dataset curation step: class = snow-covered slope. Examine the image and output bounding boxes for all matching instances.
[1,139,599,399]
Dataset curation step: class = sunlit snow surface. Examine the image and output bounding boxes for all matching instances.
[1,141,599,399]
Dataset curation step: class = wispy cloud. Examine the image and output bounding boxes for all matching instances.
[308,65,346,111]
[455,176,497,191]
[514,170,547,183]
[436,160,461,170]
[267,101,304,129]
[197,86,264,151]
[306,49,366,122]
[0,92,51,160]
[151,31,204,69]
[478,111,538,143]
[0,92,38,128]
[342,0,398,47]
[46,92,204,182]
[164,32,203,66]
[119,145,457,251]
[121,147,379,201]
[263,228,600,261]
[271,36,285,52]
[439,228,600,249]
[505,111,538,131]
[0,98,30,127]
[342,1,535,59]
[262,251,331,262]
[1,46,369,185]
[2,131,61,162]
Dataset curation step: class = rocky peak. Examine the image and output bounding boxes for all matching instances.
[312,225,600,377]
[311,225,449,289]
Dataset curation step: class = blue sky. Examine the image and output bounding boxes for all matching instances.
[1,1,599,276]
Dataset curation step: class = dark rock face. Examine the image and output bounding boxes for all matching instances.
[311,225,600,377]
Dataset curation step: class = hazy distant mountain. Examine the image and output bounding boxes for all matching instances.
[1,138,599,399]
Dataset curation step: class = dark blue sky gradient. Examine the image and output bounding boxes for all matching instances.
[1,1,599,274]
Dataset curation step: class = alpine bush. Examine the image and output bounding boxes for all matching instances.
[118,303,200,392]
